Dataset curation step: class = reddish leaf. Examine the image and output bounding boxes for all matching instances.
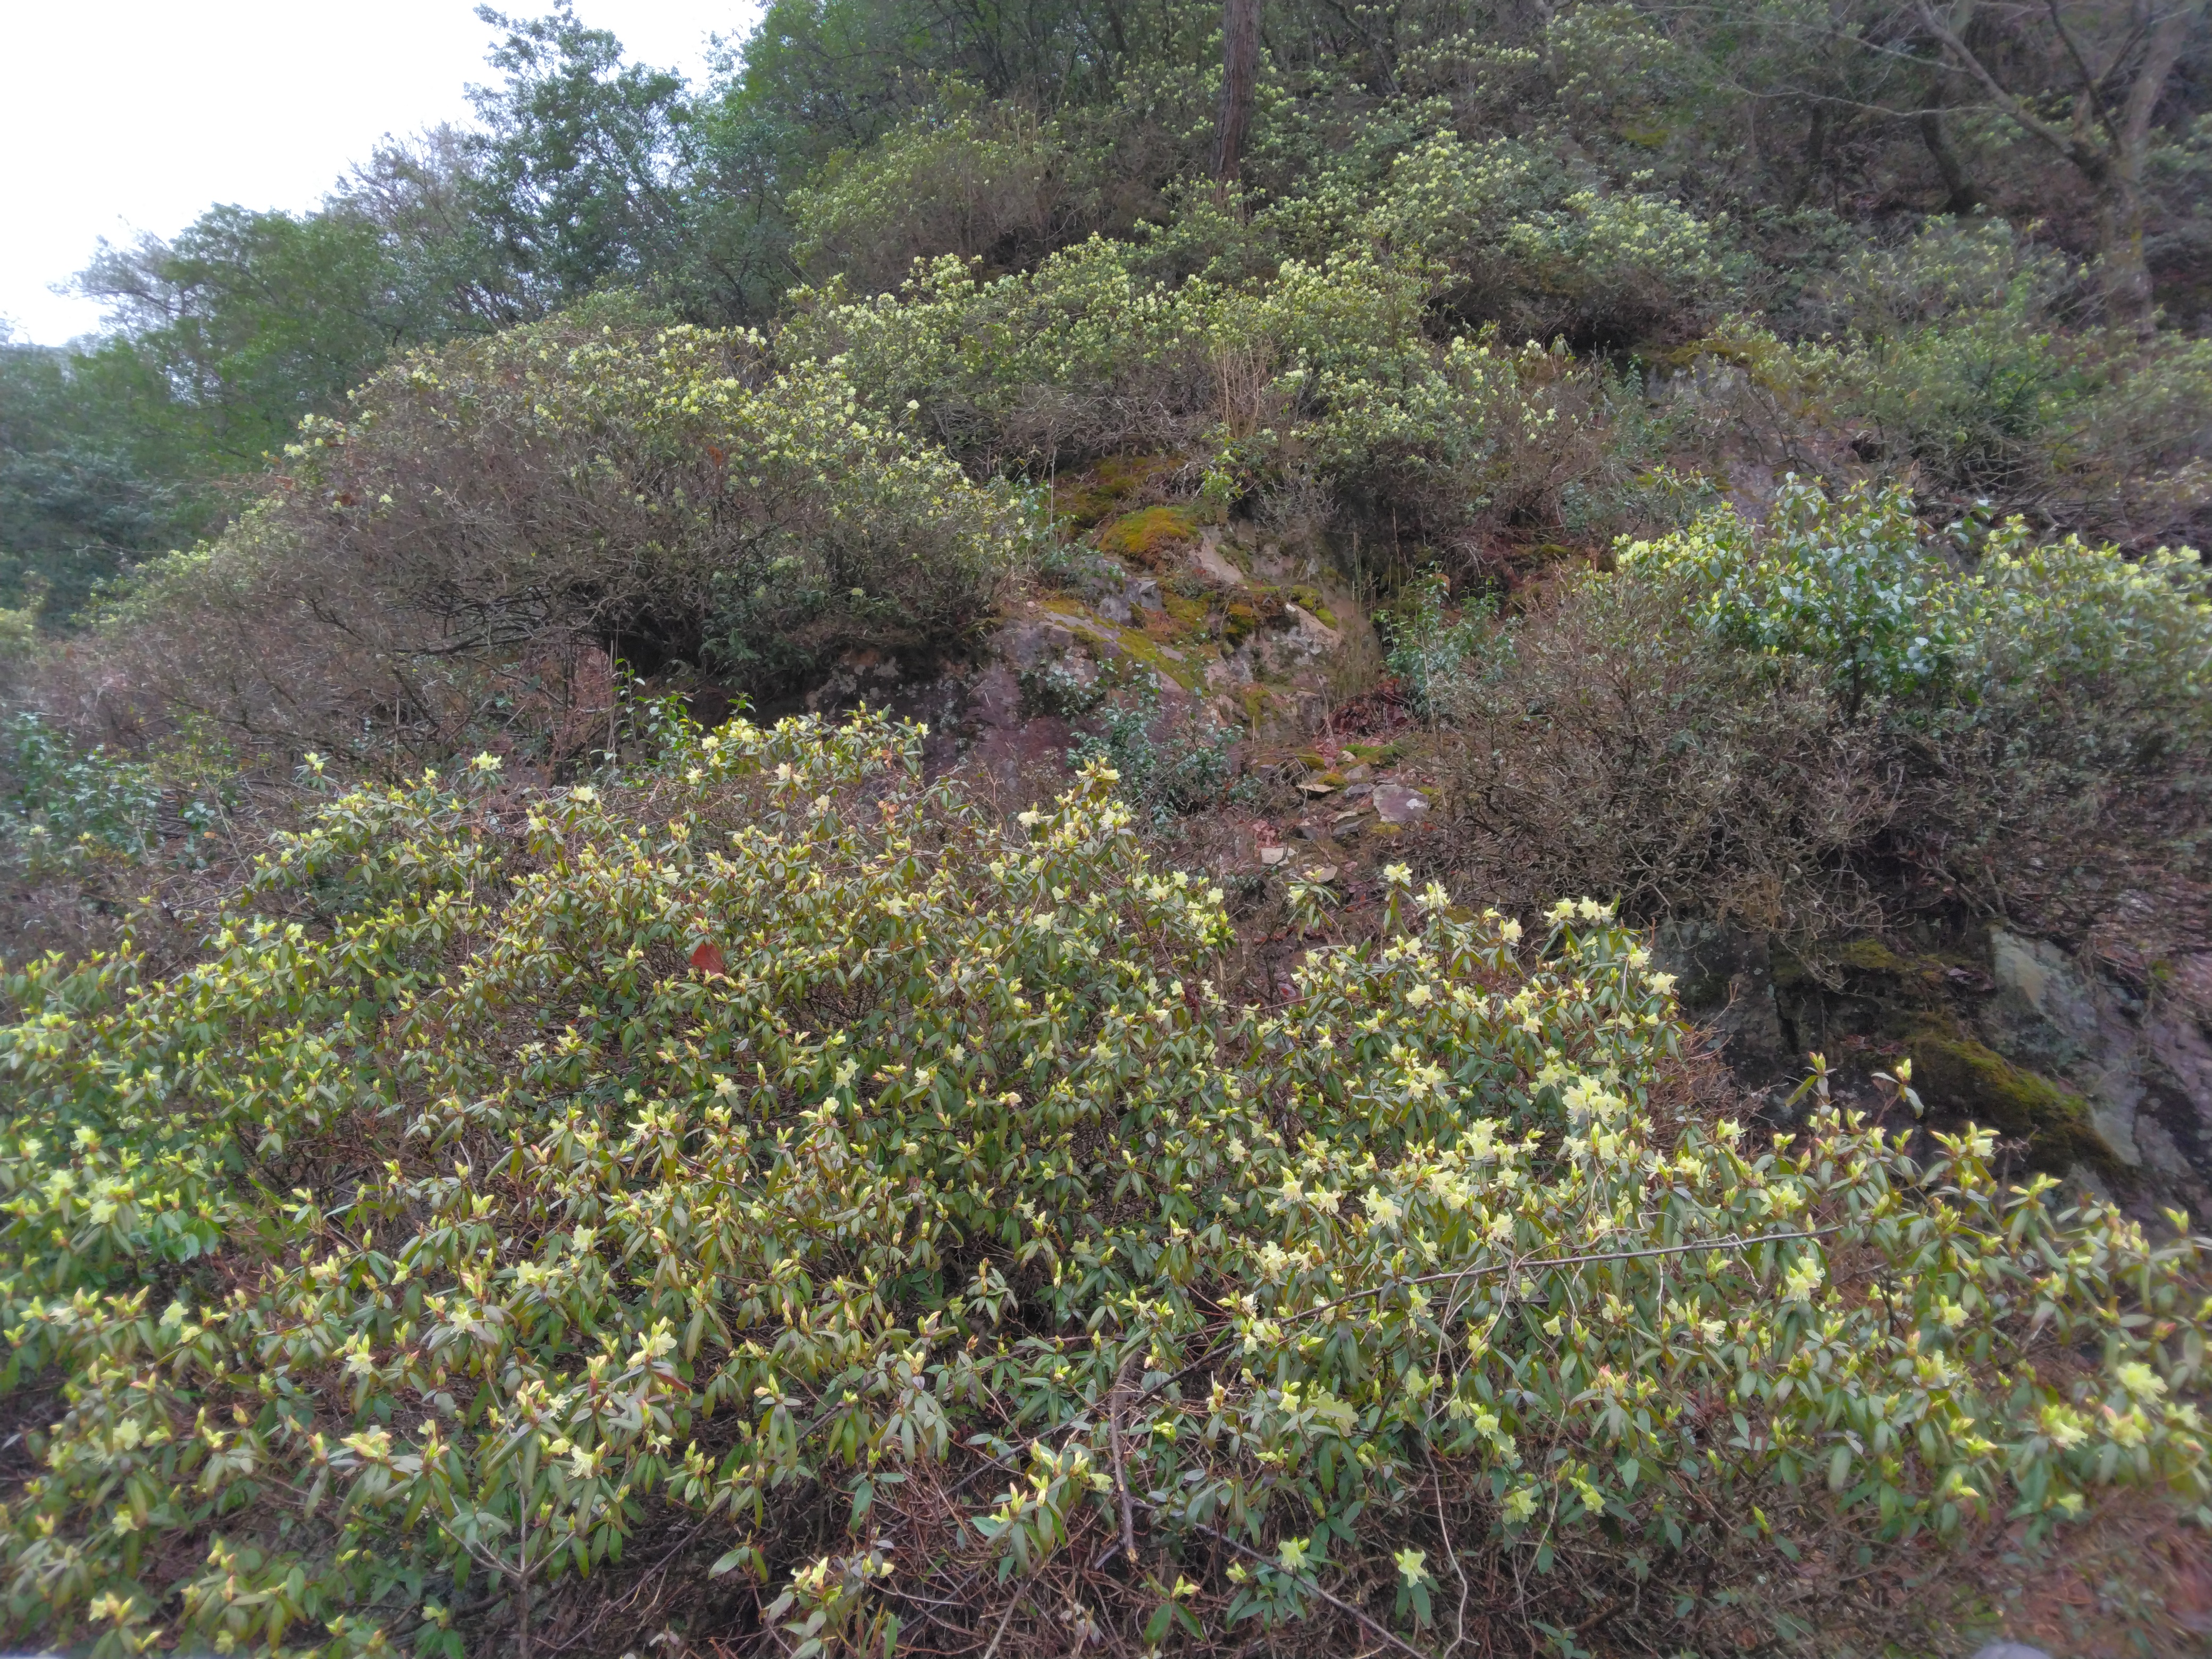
[690,940,726,976]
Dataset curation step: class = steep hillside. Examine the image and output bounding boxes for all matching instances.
[4,1,2212,1654]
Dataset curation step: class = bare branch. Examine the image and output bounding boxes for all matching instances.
[2045,0,2123,141]
[1915,0,2090,164]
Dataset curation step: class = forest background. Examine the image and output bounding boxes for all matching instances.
[5,0,2209,631]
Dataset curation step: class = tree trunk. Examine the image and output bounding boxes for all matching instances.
[1790,103,1829,209]
[2100,171,2156,339]
[1214,0,1261,186]
[2098,3,2194,339]
[1918,104,1979,214]
[1916,0,2197,339]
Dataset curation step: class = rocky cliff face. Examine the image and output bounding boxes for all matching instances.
[1659,916,2212,1220]
[790,504,1460,941]
[1981,930,2212,1204]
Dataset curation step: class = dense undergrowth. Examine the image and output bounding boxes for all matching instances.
[49,211,2212,786]
[1424,481,2212,953]
[4,1,2212,1652]
[2,714,2207,1657]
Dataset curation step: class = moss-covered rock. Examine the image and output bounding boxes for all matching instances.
[1098,506,1200,567]
[1160,591,1211,635]
[1833,936,1914,975]
[1905,1022,2114,1171]
[1288,585,1340,629]
[1114,629,1209,693]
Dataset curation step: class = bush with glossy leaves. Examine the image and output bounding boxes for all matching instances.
[1440,480,2212,944]
[1,711,2206,1657]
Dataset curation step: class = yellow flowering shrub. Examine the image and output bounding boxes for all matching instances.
[789,106,1071,294]
[88,307,1029,765]
[1295,133,1738,345]
[1440,482,2210,944]
[1,713,2205,1655]
[784,236,1658,540]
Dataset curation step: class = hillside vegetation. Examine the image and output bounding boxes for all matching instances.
[3,1,2212,1655]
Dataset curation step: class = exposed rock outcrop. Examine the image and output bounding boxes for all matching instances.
[794,513,1380,802]
[1657,917,2212,1220]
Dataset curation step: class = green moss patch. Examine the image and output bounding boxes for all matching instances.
[1160,591,1211,636]
[1833,936,1913,976]
[1905,1024,2112,1171]
[1053,454,1179,528]
[1115,627,1210,693]
[1345,741,1404,766]
[1099,506,1200,568]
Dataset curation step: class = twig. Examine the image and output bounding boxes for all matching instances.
[1285,1226,1845,1327]
[978,1595,1019,1659]
[1423,1440,1472,1658]
[1107,1352,1140,1570]
[1167,1508,1434,1659]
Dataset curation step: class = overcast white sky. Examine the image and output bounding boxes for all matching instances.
[2,0,759,345]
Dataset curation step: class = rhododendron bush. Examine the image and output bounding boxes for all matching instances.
[87,307,1029,767]
[1,712,2205,1656]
